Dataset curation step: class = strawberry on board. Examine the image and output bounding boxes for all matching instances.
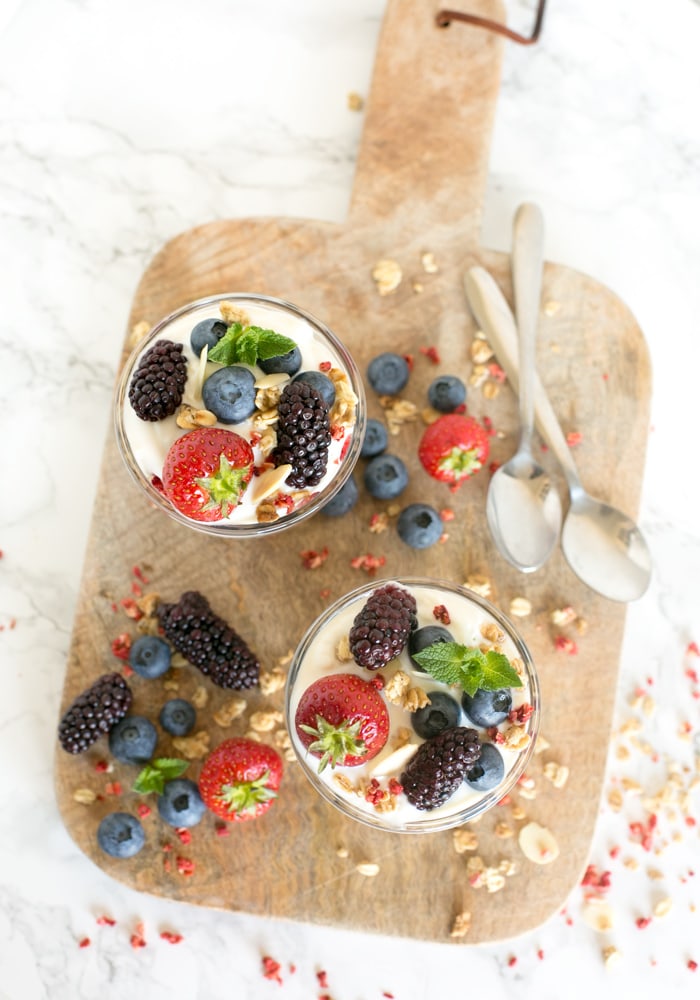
[295,673,390,772]
[418,414,489,492]
[198,737,283,822]
[162,427,254,521]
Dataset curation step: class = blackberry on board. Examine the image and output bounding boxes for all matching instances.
[58,672,133,754]
[400,726,482,811]
[271,380,331,488]
[157,591,259,690]
[349,583,417,670]
[128,338,188,421]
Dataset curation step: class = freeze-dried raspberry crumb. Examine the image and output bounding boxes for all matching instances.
[388,778,403,796]
[687,642,700,656]
[78,937,91,948]
[111,633,132,660]
[130,923,146,948]
[160,931,183,944]
[420,345,440,364]
[262,956,283,984]
[120,598,143,620]
[689,960,698,971]
[440,508,455,521]
[176,856,195,876]
[370,675,385,691]
[537,949,545,960]
[433,604,450,624]
[104,782,122,796]
[566,431,583,447]
[300,547,329,570]
[555,635,578,655]
[508,703,534,724]
[319,361,332,372]
[636,916,652,929]
[175,827,191,845]
[137,803,151,818]
[317,970,329,989]
[132,565,149,584]
[330,424,345,440]
[215,822,229,837]
[507,955,517,967]
[96,915,116,926]
[349,553,386,575]
[487,362,506,383]
[94,760,110,773]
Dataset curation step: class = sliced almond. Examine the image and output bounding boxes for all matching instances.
[247,465,292,503]
[369,742,418,777]
[582,900,615,932]
[254,372,290,390]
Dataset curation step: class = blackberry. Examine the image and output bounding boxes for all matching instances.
[157,591,259,689]
[58,672,133,754]
[401,726,482,811]
[271,380,331,488]
[128,338,188,421]
[349,583,417,670]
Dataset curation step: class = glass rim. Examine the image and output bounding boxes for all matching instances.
[113,291,367,538]
[285,575,541,834]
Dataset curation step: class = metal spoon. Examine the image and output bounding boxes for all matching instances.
[464,264,652,602]
[485,203,562,572]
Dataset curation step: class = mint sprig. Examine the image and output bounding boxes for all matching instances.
[412,641,523,697]
[207,323,297,367]
[133,758,189,795]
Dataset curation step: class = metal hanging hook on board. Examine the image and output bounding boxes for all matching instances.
[435,0,548,45]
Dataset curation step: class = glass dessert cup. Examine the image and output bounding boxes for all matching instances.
[285,576,540,834]
[114,292,366,538]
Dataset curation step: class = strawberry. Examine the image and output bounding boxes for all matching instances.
[294,673,390,772]
[162,427,254,521]
[418,414,489,491]
[198,738,282,822]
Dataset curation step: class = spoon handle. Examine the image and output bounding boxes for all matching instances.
[464,265,584,496]
[511,203,544,451]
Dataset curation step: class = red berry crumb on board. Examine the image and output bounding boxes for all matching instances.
[199,738,283,822]
[418,414,489,491]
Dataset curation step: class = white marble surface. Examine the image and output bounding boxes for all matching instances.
[2,0,700,996]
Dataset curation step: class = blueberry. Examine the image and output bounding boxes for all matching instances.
[129,635,171,679]
[97,811,146,858]
[322,475,358,517]
[411,691,462,740]
[190,318,228,356]
[202,365,257,423]
[159,698,196,737]
[397,503,443,549]
[428,375,466,413]
[108,715,158,764]
[363,454,408,500]
[292,371,336,409]
[157,778,206,828]
[461,688,513,727]
[408,625,454,671]
[360,418,388,458]
[258,345,302,376]
[464,742,505,791]
[367,352,409,395]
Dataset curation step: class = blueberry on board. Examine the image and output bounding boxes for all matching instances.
[190,318,228,356]
[461,688,513,727]
[258,345,302,376]
[157,778,206,828]
[367,352,409,395]
[159,698,196,737]
[464,742,505,791]
[411,691,462,740]
[108,715,158,764]
[363,454,408,500]
[292,370,336,409]
[322,475,359,517]
[97,812,146,858]
[360,418,388,458]
[202,365,257,423]
[129,635,171,679]
[408,624,454,671]
[396,503,443,549]
[428,374,466,413]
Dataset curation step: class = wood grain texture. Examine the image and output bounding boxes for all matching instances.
[54,0,651,943]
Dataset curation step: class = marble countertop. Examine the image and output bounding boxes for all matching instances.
[2,0,699,996]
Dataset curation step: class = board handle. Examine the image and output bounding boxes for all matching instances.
[348,0,505,235]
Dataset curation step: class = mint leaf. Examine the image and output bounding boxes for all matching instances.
[207,323,243,365]
[412,641,522,697]
[206,323,297,367]
[481,650,524,691]
[248,327,297,361]
[133,758,188,795]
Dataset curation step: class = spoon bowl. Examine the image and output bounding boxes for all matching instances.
[485,203,562,572]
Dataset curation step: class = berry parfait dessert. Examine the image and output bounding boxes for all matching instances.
[285,577,539,834]
[114,293,365,536]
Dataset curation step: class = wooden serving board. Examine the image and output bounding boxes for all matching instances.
[55,0,651,943]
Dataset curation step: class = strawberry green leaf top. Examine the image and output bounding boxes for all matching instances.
[133,758,189,795]
[412,641,523,697]
[298,715,367,774]
[208,323,297,367]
